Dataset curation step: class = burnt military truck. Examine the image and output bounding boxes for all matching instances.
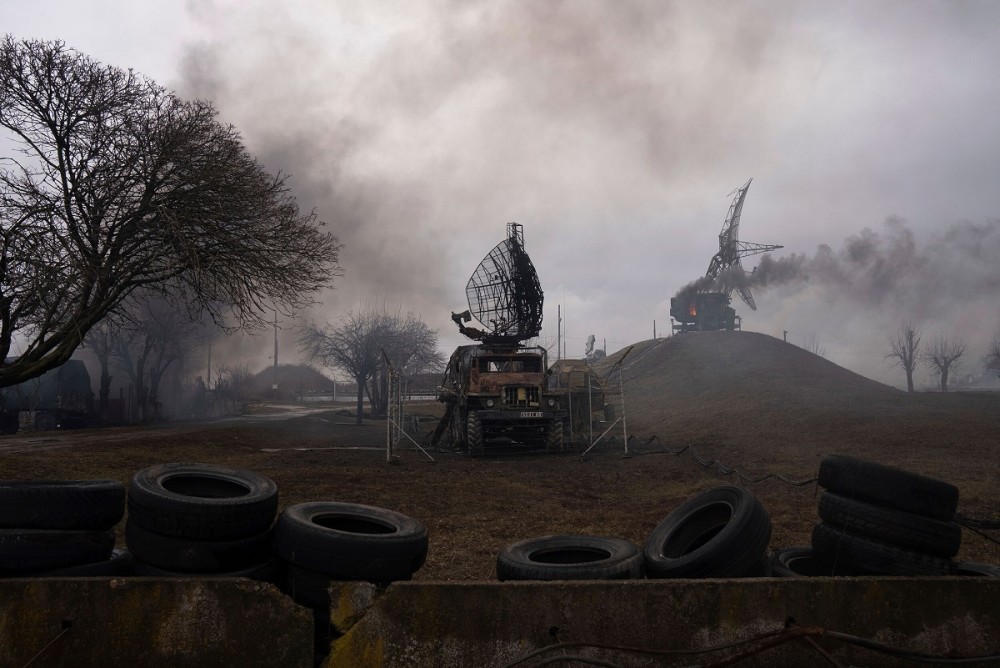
[432,223,567,454]
[438,344,564,454]
[0,359,95,434]
[670,292,740,333]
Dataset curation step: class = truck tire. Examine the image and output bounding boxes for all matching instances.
[127,463,278,540]
[769,546,859,577]
[818,491,961,557]
[545,419,563,452]
[810,522,953,576]
[0,528,115,574]
[467,412,485,456]
[0,479,126,530]
[817,455,959,521]
[952,561,1000,577]
[496,535,643,581]
[133,556,280,582]
[125,519,274,572]
[643,486,772,579]
[274,502,428,584]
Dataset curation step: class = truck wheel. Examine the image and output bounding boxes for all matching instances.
[273,502,428,584]
[545,419,563,452]
[817,455,959,521]
[496,535,643,581]
[643,486,772,579]
[34,412,56,431]
[0,528,115,574]
[127,463,278,540]
[810,522,953,576]
[0,480,126,530]
[467,411,485,456]
[817,491,961,557]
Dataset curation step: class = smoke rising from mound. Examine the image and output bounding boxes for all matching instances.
[677,217,1000,323]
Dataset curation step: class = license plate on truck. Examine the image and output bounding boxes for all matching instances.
[520,411,543,418]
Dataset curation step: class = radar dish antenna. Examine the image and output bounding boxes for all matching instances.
[453,222,544,346]
[703,178,782,310]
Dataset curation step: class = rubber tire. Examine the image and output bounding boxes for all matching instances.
[133,557,280,582]
[546,419,563,452]
[125,519,274,572]
[274,502,428,584]
[0,528,115,574]
[818,491,961,557]
[643,486,772,579]
[811,522,953,576]
[817,455,959,521]
[952,561,1000,577]
[769,546,860,577]
[0,480,125,530]
[34,548,134,576]
[467,412,484,455]
[496,535,643,581]
[127,463,278,540]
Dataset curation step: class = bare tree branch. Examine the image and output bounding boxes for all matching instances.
[0,37,341,386]
[886,322,921,392]
[922,334,966,393]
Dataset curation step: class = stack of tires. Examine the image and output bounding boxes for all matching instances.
[125,463,279,581]
[274,502,429,609]
[495,486,772,581]
[0,480,131,576]
[779,455,961,577]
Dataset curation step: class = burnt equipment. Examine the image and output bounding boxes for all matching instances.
[432,223,566,454]
[670,179,782,333]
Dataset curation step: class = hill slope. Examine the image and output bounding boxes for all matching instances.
[594,331,1000,473]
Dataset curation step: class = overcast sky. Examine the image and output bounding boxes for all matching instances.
[6,0,1000,388]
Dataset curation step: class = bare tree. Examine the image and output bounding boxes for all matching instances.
[299,306,443,424]
[803,333,826,358]
[0,37,341,387]
[985,334,1000,377]
[82,320,118,419]
[923,334,966,393]
[113,301,199,422]
[886,322,921,392]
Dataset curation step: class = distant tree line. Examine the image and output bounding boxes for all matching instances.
[886,322,1000,392]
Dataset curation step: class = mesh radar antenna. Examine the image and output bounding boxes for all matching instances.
[452,222,543,346]
[704,178,783,310]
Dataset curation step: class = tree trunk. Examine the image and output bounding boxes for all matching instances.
[355,378,365,425]
[905,369,914,393]
[940,369,949,392]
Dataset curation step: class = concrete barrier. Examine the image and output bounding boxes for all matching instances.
[2,577,998,666]
[0,577,313,667]
[324,578,1000,667]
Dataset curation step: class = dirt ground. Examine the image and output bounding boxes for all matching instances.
[2,331,998,581]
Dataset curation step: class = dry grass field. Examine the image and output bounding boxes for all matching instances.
[2,330,998,581]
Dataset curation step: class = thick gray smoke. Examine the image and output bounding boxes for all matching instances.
[678,217,1000,323]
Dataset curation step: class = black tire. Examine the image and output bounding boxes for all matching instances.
[769,546,860,577]
[133,556,280,582]
[0,528,115,574]
[545,419,563,452]
[34,548,134,576]
[818,491,961,557]
[0,479,126,530]
[125,519,274,572]
[496,535,643,581]
[127,463,278,540]
[811,522,953,576]
[643,486,772,579]
[817,455,959,521]
[467,411,484,456]
[274,502,428,584]
[952,561,1000,577]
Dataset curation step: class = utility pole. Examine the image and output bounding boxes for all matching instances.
[273,311,279,391]
[557,305,562,361]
